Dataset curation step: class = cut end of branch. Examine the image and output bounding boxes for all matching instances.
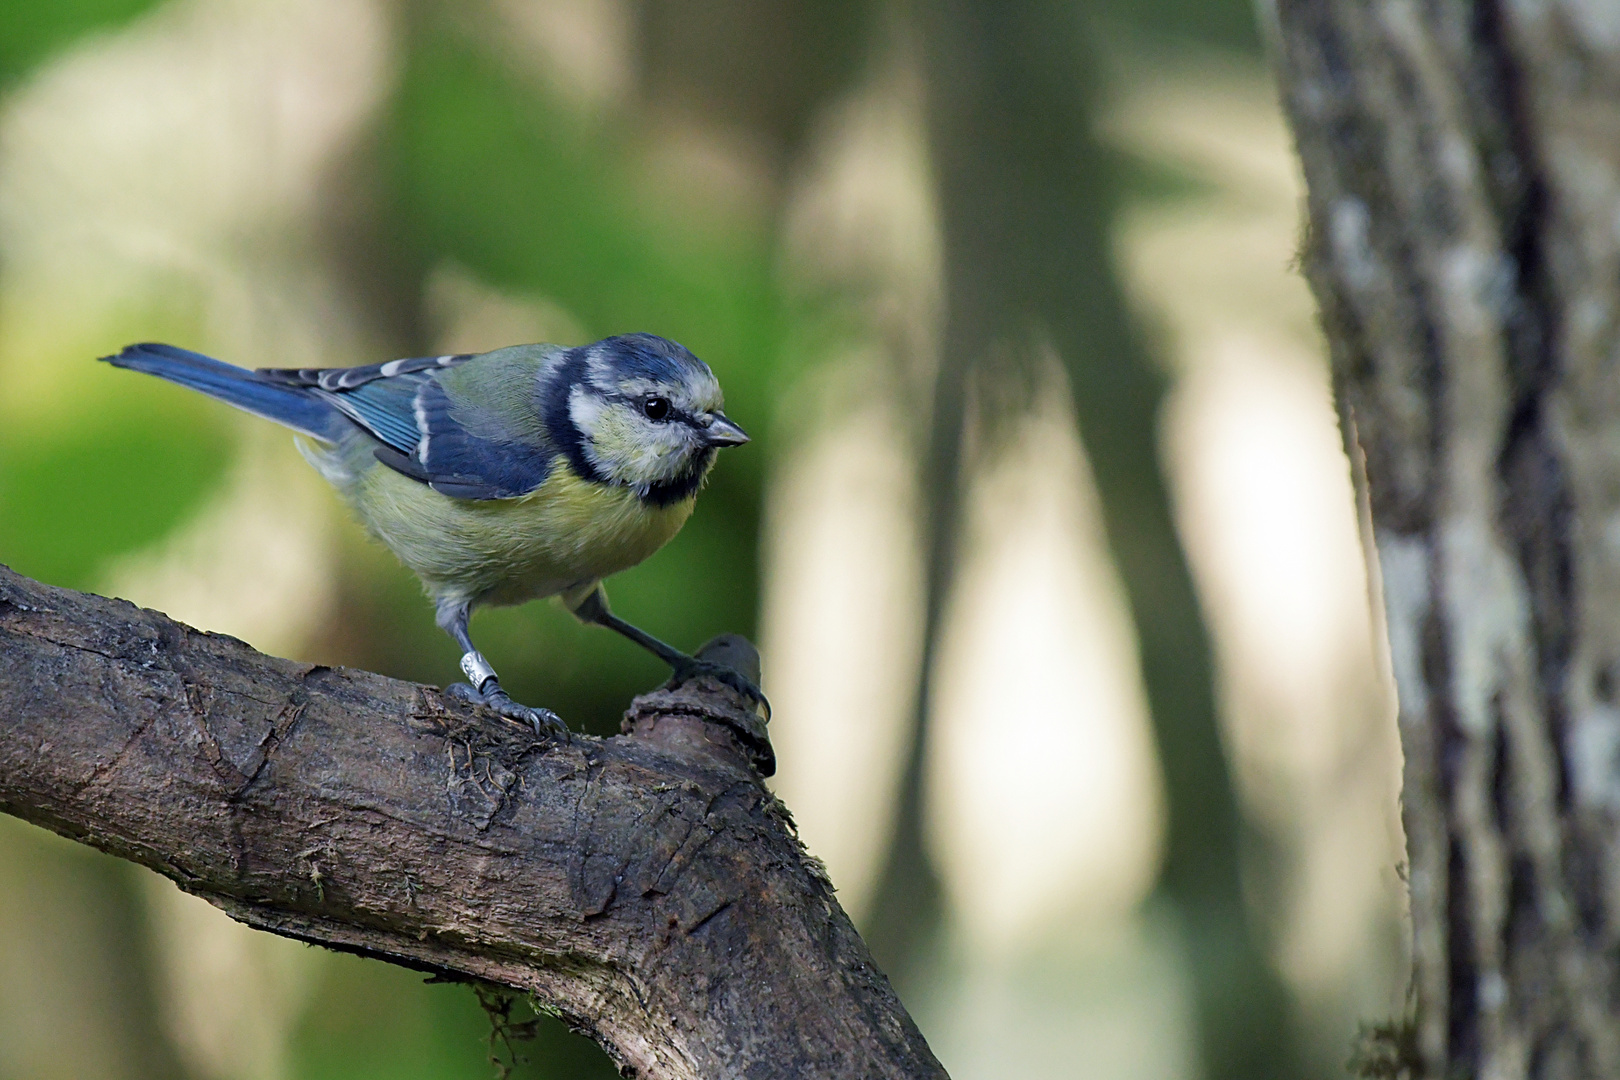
[622,634,775,777]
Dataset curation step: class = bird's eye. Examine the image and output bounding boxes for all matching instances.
[642,395,671,421]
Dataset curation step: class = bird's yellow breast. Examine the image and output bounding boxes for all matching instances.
[352,455,696,607]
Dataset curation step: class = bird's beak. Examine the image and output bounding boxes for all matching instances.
[701,413,750,447]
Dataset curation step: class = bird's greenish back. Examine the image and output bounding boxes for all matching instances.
[436,344,562,447]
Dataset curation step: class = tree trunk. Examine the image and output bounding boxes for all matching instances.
[1271,1,1620,1075]
[0,564,946,1080]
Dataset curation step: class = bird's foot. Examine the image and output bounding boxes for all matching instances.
[446,680,568,739]
[668,656,771,720]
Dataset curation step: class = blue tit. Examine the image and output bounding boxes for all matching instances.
[102,334,761,735]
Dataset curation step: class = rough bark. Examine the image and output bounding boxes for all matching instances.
[1271,1,1620,1075]
[0,563,945,1080]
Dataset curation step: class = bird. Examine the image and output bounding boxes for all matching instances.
[102,333,763,736]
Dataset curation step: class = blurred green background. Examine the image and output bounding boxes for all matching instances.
[0,1,1407,1078]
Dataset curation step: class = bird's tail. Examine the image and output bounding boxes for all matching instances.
[102,343,341,440]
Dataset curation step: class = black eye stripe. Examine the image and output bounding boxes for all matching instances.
[603,390,702,425]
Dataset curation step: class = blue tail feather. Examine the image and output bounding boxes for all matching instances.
[102,343,342,440]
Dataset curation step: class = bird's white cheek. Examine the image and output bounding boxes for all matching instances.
[588,416,642,476]
[626,427,697,481]
[573,394,704,487]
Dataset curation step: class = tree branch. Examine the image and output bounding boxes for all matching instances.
[0,564,945,1080]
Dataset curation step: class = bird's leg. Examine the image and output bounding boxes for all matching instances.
[571,587,770,717]
[436,600,567,737]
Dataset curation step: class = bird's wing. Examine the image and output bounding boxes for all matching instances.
[257,352,475,390]
[259,352,557,500]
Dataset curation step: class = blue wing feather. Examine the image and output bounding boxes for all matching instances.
[401,376,554,498]
[324,377,423,455]
[257,352,473,391]
[107,344,557,501]
[264,351,555,500]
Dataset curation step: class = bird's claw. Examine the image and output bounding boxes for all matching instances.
[668,658,771,719]
[446,681,569,739]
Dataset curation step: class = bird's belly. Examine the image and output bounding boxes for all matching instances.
[353,461,695,607]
